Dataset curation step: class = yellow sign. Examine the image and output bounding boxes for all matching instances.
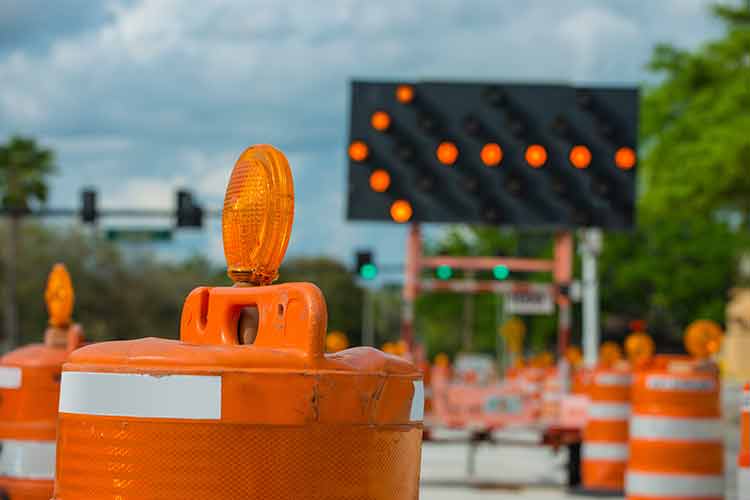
[500,317,526,354]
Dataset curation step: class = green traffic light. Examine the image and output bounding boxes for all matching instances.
[360,263,378,280]
[436,265,453,280]
[493,264,510,280]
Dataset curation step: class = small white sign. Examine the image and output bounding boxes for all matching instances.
[505,290,554,315]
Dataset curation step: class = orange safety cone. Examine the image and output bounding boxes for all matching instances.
[740,383,750,500]
[0,264,84,500]
[626,355,723,500]
[52,145,424,500]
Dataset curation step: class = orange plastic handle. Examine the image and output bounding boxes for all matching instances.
[179,282,327,358]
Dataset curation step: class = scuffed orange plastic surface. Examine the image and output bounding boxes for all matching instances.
[55,420,421,499]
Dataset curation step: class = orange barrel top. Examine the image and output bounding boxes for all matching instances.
[53,283,424,500]
[0,326,83,499]
[626,355,723,500]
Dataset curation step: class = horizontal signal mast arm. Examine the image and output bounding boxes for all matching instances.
[419,256,555,273]
[420,279,555,294]
[0,208,222,218]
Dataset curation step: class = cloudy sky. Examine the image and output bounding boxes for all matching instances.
[0,0,730,271]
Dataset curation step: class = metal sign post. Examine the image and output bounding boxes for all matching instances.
[579,228,603,367]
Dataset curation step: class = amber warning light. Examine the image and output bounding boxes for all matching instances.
[222,145,295,285]
[45,263,75,328]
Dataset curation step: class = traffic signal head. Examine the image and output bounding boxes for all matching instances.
[176,189,204,228]
[493,264,510,280]
[435,265,453,280]
[81,189,97,224]
[356,251,377,280]
[347,81,638,229]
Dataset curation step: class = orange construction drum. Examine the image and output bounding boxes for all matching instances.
[52,145,424,500]
[739,383,750,500]
[0,264,83,500]
[581,363,631,493]
[626,355,723,500]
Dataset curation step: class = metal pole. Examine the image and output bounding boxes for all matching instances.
[554,232,574,358]
[580,228,602,367]
[401,224,421,348]
[461,271,476,351]
[362,286,375,347]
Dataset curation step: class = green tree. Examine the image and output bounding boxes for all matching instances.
[599,210,748,344]
[641,1,750,219]
[0,136,55,349]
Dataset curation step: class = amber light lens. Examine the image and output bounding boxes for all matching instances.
[369,169,391,192]
[481,143,503,167]
[599,341,623,367]
[370,111,391,132]
[436,141,459,165]
[45,263,74,327]
[615,147,636,169]
[625,332,655,367]
[325,331,349,353]
[395,85,415,104]
[390,200,413,223]
[348,141,369,162]
[525,145,547,168]
[569,145,592,169]
[222,145,294,285]
[684,320,723,359]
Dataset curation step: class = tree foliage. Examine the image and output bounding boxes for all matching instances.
[641,2,750,218]
[0,136,55,211]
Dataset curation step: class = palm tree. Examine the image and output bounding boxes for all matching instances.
[0,136,56,350]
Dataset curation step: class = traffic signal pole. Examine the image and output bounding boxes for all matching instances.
[400,224,421,348]
[553,232,574,358]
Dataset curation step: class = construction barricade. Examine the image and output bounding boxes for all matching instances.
[626,355,723,500]
[0,264,83,500]
[52,145,425,500]
[739,383,749,500]
[581,363,632,493]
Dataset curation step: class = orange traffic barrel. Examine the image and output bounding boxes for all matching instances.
[52,145,424,499]
[739,383,750,500]
[581,364,632,493]
[0,264,83,500]
[541,366,564,424]
[626,355,723,500]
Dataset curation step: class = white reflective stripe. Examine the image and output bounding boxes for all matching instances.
[0,439,55,479]
[627,471,723,498]
[739,466,750,500]
[594,372,631,387]
[587,402,630,420]
[59,371,222,419]
[410,380,424,421]
[630,415,721,442]
[646,375,716,392]
[582,442,628,461]
[743,389,750,412]
[0,366,22,389]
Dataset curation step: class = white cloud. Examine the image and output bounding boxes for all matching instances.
[0,0,731,264]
